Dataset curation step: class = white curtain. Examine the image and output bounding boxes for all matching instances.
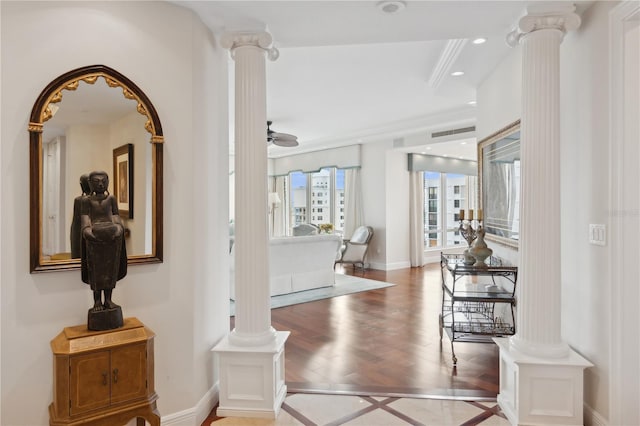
[343,168,364,239]
[409,171,425,267]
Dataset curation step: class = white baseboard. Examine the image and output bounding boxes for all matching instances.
[384,260,411,270]
[367,260,411,271]
[161,383,219,426]
[584,403,608,426]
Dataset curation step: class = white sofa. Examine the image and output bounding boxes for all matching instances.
[230,234,343,299]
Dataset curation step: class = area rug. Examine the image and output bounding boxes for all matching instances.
[230,274,395,316]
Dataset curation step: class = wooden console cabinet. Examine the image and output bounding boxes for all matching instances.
[49,318,160,426]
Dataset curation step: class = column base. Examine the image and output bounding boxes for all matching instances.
[212,331,290,419]
[494,338,593,425]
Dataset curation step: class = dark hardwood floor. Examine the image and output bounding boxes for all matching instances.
[232,263,500,398]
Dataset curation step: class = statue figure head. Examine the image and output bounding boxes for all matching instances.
[88,171,109,195]
[79,174,90,195]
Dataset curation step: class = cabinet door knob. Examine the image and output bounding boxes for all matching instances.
[102,371,108,386]
[113,368,119,383]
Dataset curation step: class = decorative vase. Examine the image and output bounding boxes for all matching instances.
[470,227,493,267]
[463,247,475,265]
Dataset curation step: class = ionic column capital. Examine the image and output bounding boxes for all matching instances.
[220,31,280,61]
[506,4,581,47]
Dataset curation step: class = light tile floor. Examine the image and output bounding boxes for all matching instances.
[209,393,510,425]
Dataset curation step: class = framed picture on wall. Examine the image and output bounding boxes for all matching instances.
[113,143,134,219]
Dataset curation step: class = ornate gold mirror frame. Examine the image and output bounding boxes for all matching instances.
[29,64,163,273]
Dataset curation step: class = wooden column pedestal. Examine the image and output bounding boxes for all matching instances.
[49,317,160,426]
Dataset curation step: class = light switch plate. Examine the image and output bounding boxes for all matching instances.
[589,224,606,246]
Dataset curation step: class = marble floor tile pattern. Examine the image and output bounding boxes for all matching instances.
[207,393,510,425]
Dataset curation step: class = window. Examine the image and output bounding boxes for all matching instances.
[333,168,345,232]
[428,187,438,200]
[289,172,308,226]
[423,172,477,249]
[286,167,346,234]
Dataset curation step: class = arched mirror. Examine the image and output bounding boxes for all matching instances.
[29,65,163,273]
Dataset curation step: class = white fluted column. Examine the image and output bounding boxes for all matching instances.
[213,32,289,419]
[221,32,279,346]
[494,5,591,425]
[507,4,581,358]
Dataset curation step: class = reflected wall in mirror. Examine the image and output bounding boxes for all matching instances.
[478,120,520,248]
[30,65,163,273]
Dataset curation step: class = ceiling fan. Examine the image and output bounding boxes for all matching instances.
[267,121,299,147]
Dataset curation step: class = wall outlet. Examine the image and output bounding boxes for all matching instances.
[589,224,606,246]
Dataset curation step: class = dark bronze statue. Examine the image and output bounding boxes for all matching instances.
[70,174,90,259]
[81,171,127,331]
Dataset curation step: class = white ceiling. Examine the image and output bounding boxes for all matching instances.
[178,0,542,160]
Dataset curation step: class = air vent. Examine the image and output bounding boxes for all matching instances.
[431,126,476,138]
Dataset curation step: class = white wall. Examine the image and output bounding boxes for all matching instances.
[0,2,229,424]
[384,149,411,269]
[476,48,522,142]
[360,140,390,269]
[560,2,620,421]
[476,44,521,266]
[476,2,617,421]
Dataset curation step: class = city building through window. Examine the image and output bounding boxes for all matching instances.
[287,168,345,234]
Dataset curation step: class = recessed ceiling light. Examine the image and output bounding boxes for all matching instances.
[426,146,432,150]
[443,154,449,157]
[467,100,477,106]
[472,38,487,45]
[460,141,467,145]
[377,1,406,14]
[451,71,464,77]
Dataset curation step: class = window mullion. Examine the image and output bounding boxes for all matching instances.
[305,173,311,224]
[440,173,446,246]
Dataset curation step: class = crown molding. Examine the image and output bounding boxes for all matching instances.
[267,105,477,158]
[427,39,468,88]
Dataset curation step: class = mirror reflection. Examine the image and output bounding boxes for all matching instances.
[478,120,521,248]
[42,78,150,260]
[30,65,163,273]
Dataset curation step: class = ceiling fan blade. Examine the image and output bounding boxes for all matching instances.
[272,132,297,141]
[273,138,299,147]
